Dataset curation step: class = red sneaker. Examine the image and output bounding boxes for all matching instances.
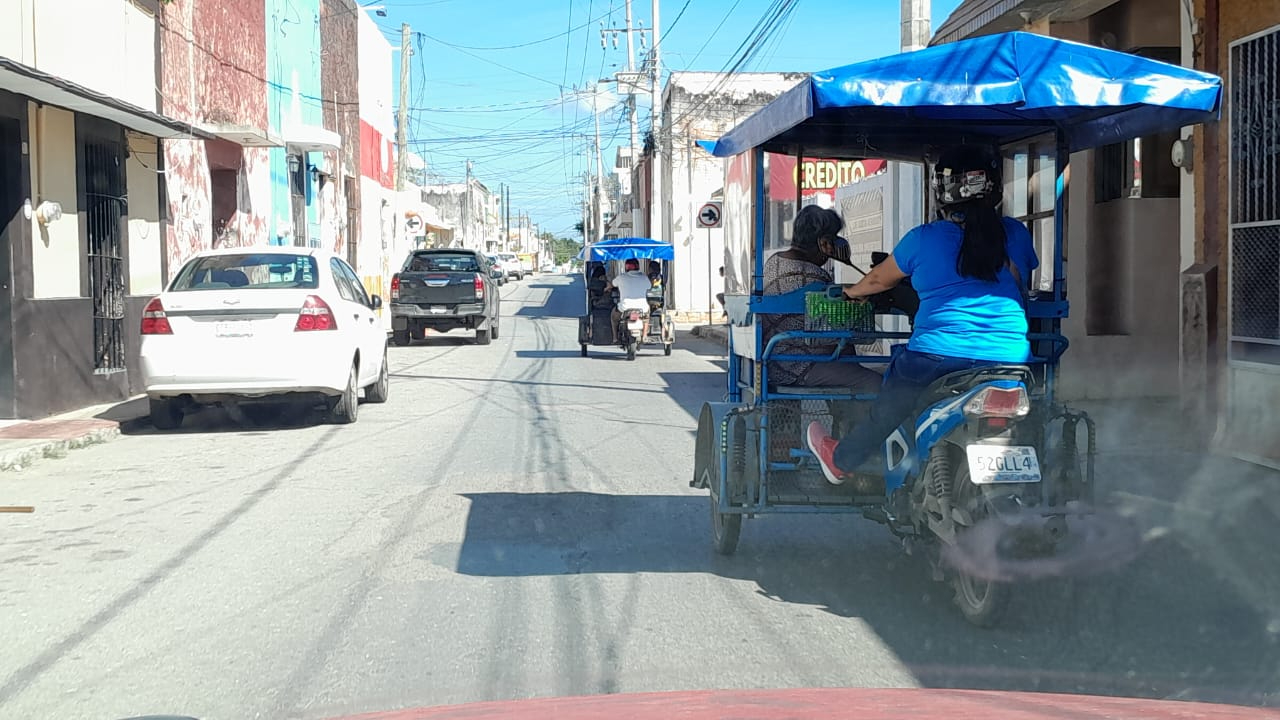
[805,421,848,485]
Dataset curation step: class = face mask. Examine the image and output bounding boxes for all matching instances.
[826,235,853,266]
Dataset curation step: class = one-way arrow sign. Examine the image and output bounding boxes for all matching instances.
[697,201,722,228]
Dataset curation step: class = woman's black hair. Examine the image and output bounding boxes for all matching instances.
[792,205,844,256]
[934,145,1007,282]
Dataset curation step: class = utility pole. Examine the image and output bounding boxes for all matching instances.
[624,0,638,159]
[593,97,605,244]
[648,0,661,241]
[395,22,411,191]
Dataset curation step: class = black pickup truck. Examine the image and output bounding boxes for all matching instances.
[390,249,502,346]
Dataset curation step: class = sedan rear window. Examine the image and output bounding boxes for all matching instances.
[405,253,480,272]
[170,254,320,291]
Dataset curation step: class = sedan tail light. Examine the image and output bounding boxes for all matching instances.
[294,295,338,331]
[474,273,484,300]
[141,297,173,335]
[390,274,401,300]
[964,386,1030,418]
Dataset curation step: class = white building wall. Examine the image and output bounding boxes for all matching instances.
[660,72,806,318]
[19,0,158,112]
[357,11,395,139]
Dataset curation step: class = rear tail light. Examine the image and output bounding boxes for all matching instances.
[294,295,337,331]
[141,297,172,335]
[390,274,401,300]
[627,310,642,321]
[474,273,484,300]
[964,386,1030,418]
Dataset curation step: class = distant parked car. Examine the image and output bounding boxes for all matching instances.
[497,252,524,281]
[485,254,508,285]
[139,247,390,430]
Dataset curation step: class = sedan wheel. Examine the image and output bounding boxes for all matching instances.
[329,362,360,424]
[364,350,390,404]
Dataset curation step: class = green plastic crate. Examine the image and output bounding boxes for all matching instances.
[804,292,874,334]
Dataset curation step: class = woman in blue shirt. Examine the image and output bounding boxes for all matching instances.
[806,145,1039,485]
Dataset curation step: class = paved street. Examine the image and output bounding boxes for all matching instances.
[1,274,1278,720]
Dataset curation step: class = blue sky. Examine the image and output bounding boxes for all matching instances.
[370,0,964,237]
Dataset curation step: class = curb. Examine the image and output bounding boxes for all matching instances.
[0,424,122,472]
[0,396,149,473]
[690,324,729,345]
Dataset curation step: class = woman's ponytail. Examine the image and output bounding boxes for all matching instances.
[955,201,1007,282]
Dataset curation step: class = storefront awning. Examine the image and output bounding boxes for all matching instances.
[0,55,211,140]
[283,123,342,153]
[199,123,284,148]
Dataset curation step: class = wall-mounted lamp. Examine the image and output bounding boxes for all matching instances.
[287,154,301,173]
[1171,137,1194,173]
[35,201,63,225]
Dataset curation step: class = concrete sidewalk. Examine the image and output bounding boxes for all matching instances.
[689,322,729,345]
[0,396,150,472]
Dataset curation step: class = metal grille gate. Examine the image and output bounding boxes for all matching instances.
[1230,26,1280,348]
[84,138,127,373]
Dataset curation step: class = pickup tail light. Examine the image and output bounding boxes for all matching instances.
[141,297,172,335]
[964,386,1030,418]
[474,273,485,300]
[390,274,401,301]
[294,295,337,331]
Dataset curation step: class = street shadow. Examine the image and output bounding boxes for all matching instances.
[658,369,730,422]
[408,335,480,347]
[119,402,332,436]
[446,490,1280,707]
[388,372,675,398]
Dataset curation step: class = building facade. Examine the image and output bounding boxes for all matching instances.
[648,71,806,320]
[160,0,274,276]
[0,0,201,417]
[320,0,361,266]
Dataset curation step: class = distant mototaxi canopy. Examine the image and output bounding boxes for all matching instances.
[697,31,1223,162]
[578,237,676,262]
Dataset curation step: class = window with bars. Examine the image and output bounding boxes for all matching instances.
[1230,26,1280,357]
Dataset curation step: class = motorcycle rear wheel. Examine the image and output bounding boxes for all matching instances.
[950,463,1012,627]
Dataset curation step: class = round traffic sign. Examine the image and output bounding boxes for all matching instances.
[698,202,722,228]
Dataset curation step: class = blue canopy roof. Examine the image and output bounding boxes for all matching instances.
[578,237,675,262]
[699,32,1222,161]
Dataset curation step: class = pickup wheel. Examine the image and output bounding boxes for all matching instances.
[475,327,492,345]
[392,328,411,346]
[489,317,500,340]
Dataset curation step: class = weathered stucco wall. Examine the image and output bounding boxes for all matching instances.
[321,0,361,258]
[159,0,270,277]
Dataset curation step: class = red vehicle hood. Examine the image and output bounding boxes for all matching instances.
[336,688,1280,720]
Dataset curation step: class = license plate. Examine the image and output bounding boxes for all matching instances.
[966,445,1041,484]
[430,306,447,314]
[215,321,253,338]
[627,321,644,330]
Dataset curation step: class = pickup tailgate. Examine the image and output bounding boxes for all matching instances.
[395,271,480,307]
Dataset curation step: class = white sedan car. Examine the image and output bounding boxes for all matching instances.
[140,247,390,429]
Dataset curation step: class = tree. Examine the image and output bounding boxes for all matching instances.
[574,221,585,238]
[549,237,582,265]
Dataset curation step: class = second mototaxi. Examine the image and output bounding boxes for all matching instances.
[578,237,677,360]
